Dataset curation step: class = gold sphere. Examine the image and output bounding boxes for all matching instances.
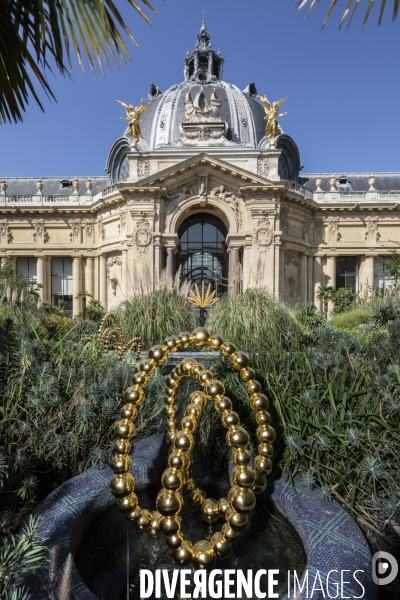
[191,327,211,347]
[221,411,240,430]
[201,498,219,524]
[189,391,207,409]
[165,375,179,389]
[139,360,156,375]
[120,404,138,420]
[111,454,132,474]
[126,506,141,523]
[164,394,176,406]
[233,466,255,488]
[256,424,276,443]
[190,487,206,507]
[117,492,138,513]
[240,367,256,382]
[258,442,274,458]
[247,380,262,395]
[233,449,252,465]
[191,363,205,378]
[132,372,147,386]
[148,345,167,363]
[166,431,175,444]
[124,387,144,405]
[173,540,194,566]
[110,473,135,498]
[215,397,232,414]
[160,516,181,536]
[181,416,196,432]
[209,335,224,350]
[180,358,196,375]
[148,511,163,538]
[156,490,182,516]
[211,532,231,559]
[253,472,267,494]
[164,336,179,352]
[166,532,184,549]
[113,439,131,454]
[185,404,201,419]
[168,452,184,470]
[217,497,229,517]
[226,508,248,531]
[228,486,256,514]
[133,508,153,532]
[221,341,236,357]
[205,380,225,398]
[164,405,177,418]
[167,419,176,431]
[250,393,269,411]
[198,370,213,385]
[254,456,273,475]
[177,331,192,348]
[192,541,216,570]
[227,427,249,449]
[231,351,250,369]
[221,523,240,541]
[256,410,271,425]
[114,419,135,439]
[161,468,182,491]
[173,431,193,453]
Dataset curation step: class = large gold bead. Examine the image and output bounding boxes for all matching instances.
[226,508,248,531]
[189,391,207,409]
[217,497,229,517]
[147,511,163,538]
[256,410,271,425]
[233,466,255,488]
[164,395,176,406]
[168,452,184,470]
[148,345,167,364]
[133,508,153,532]
[221,341,236,357]
[165,386,176,397]
[132,372,147,386]
[253,472,268,494]
[181,416,196,432]
[192,541,216,571]
[113,439,131,454]
[254,455,273,475]
[167,419,176,431]
[110,473,135,498]
[258,442,274,458]
[209,335,224,350]
[256,424,276,443]
[164,405,177,418]
[185,404,201,419]
[247,380,262,395]
[111,454,132,474]
[221,411,240,430]
[240,367,256,382]
[190,487,206,507]
[161,468,182,491]
[227,427,249,449]
[126,506,141,523]
[165,375,179,389]
[211,532,231,559]
[191,363,205,378]
[192,327,210,347]
[233,449,251,465]
[205,380,225,398]
[120,404,138,420]
[177,331,192,348]
[166,431,175,444]
[174,431,193,453]
[156,490,182,516]
[201,498,219,523]
[164,336,179,352]
[139,360,156,375]
[166,532,184,550]
[160,516,181,536]
[250,393,269,411]
[198,370,213,385]
[215,397,232,414]
[114,419,135,439]
[117,492,138,513]
[180,358,196,375]
[231,351,250,369]
[221,523,240,541]
[124,387,144,405]
[228,486,256,514]
[173,540,194,567]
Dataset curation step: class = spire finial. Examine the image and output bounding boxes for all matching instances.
[202,9,205,24]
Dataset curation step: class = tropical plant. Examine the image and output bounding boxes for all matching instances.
[1,0,157,124]
[298,0,400,29]
[330,287,358,315]
[76,290,92,320]
[85,299,105,322]
[294,301,326,330]
[371,299,400,329]
[316,285,335,318]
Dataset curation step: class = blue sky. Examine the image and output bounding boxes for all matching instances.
[1,0,399,177]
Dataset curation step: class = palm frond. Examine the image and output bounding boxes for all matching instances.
[298,0,399,28]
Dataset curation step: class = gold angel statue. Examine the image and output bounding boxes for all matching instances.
[116,99,149,149]
[257,95,287,146]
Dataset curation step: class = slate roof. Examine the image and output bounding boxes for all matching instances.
[0,176,110,196]
[299,173,400,192]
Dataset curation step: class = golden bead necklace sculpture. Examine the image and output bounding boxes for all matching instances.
[110,327,276,570]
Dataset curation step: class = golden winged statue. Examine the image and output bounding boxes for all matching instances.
[257,95,287,146]
[116,99,149,149]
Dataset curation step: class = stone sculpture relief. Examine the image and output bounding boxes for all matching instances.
[328,217,340,242]
[364,216,379,242]
[257,155,271,179]
[252,210,273,253]
[32,219,47,243]
[133,211,152,254]
[137,159,151,180]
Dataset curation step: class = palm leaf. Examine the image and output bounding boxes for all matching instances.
[298,0,399,27]
[0,0,156,124]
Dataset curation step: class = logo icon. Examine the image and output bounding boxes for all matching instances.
[372,551,398,586]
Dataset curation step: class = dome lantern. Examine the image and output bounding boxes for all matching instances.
[183,17,224,84]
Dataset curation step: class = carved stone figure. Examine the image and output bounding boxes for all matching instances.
[137,159,150,180]
[257,155,271,179]
[365,216,379,242]
[69,219,80,239]
[133,211,152,254]
[328,216,340,242]
[257,95,287,147]
[85,220,94,238]
[0,220,8,239]
[116,99,150,149]
[252,210,273,252]
[199,177,207,199]
[98,218,105,241]
[32,219,45,242]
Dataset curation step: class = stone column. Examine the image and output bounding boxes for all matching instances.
[99,254,107,310]
[307,256,313,302]
[300,254,308,303]
[93,256,99,300]
[229,247,240,294]
[46,256,52,302]
[85,257,94,298]
[122,249,128,298]
[36,256,45,303]
[279,248,285,299]
[364,255,374,297]
[325,255,336,314]
[313,256,322,310]
[166,247,175,287]
[72,256,81,317]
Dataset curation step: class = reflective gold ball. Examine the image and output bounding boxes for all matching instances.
[189,391,207,410]
[132,372,147,386]
[211,532,232,559]
[221,342,236,357]
[110,473,135,498]
[124,387,144,405]
[111,454,132,474]
[133,508,153,532]
[258,442,274,458]
[173,540,194,566]
[256,410,271,425]
[166,532,184,550]
[250,393,269,411]
[247,380,262,395]
[113,439,131,454]
[177,331,192,348]
[209,335,224,350]
[231,351,250,369]
[227,427,249,449]
[253,472,268,494]
[240,367,256,382]
[117,492,138,513]
[114,419,135,439]
[139,360,156,375]
[173,431,193,453]
[221,411,240,430]
[226,508,248,531]
[161,468,182,491]
[233,465,255,488]
[198,370,213,385]
[120,404,138,420]
[148,345,167,363]
[160,515,181,536]
[228,486,256,514]
[192,541,216,570]
[215,397,232,414]
[221,523,240,541]
[201,498,219,524]
[164,336,179,352]
[147,511,163,538]
[168,452,184,470]
[181,416,196,432]
[217,497,229,517]
[191,327,211,347]
[156,490,182,516]
[205,380,225,398]
[256,425,276,443]
[233,449,251,465]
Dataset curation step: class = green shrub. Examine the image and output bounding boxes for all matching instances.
[371,299,400,328]
[331,287,358,314]
[330,309,372,330]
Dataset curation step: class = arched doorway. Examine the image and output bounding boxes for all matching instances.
[177,214,228,296]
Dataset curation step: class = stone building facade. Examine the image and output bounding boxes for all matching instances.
[1,22,399,316]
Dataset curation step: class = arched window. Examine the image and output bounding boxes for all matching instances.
[177,214,228,296]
